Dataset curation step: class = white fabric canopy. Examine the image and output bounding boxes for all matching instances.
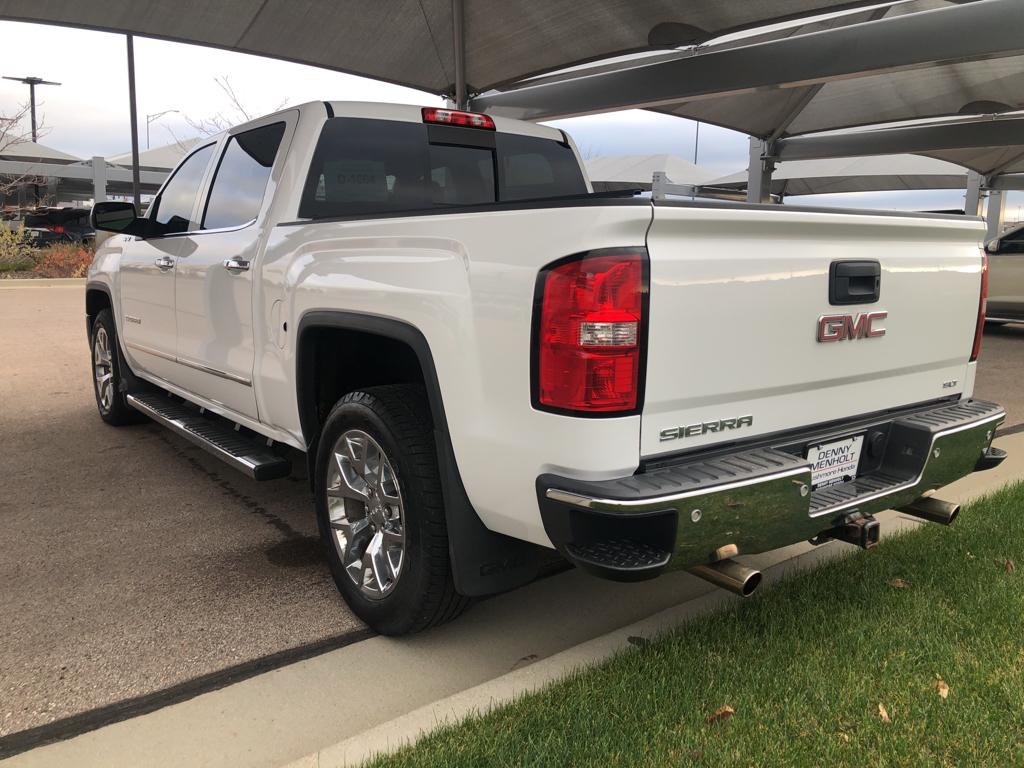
[585,154,719,190]
[0,139,80,164]
[708,154,968,196]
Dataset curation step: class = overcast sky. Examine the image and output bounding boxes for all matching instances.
[1,20,1019,218]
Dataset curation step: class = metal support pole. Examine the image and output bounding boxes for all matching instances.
[747,137,774,204]
[986,189,1006,241]
[28,81,37,142]
[965,171,984,217]
[91,156,107,203]
[126,35,142,208]
[452,0,467,109]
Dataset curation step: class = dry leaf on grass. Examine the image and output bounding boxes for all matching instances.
[839,733,851,743]
[889,578,911,589]
[877,703,891,724]
[933,678,950,699]
[707,705,735,724]
[1006,559,1016,573]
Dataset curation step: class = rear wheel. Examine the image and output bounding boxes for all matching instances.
[90,309,142,426]
[314,385,469,635]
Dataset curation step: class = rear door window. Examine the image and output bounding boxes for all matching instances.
[203,122,286,230]
[299,118,586,220]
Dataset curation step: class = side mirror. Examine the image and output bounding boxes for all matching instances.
[986,240,999,253]
[92,201,148,236]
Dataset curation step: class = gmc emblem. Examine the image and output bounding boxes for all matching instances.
[817,311,887,342]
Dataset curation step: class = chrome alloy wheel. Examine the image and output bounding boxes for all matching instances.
[326,429,406,600]
[93,326,115,413]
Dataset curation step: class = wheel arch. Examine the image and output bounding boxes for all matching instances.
[295,310,549,597]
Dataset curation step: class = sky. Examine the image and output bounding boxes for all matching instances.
[0,20,1019,218]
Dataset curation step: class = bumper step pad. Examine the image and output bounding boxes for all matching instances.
[565,539,671,581]
[126,392,290,481]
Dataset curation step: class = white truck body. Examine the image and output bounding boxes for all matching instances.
[86,101,1005,632]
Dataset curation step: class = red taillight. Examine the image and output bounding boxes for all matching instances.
[970,251,988,362]
[534,249,647,414]
[48,225,65,234]
[422,107,495,130]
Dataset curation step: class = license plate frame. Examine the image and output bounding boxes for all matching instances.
[806,434,864,491]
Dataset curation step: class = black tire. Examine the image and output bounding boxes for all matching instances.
[314,385,470,635]
[90,309,143,426]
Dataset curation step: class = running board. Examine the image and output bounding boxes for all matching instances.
[126,392,291,481]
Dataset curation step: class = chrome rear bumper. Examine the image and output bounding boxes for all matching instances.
[538,400,1005,581]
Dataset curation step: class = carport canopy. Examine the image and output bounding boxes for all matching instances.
[474,0,1024,140]
[0,0,897,104]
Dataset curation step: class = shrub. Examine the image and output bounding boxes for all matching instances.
[0,225,36,274]
[32,242,96,278]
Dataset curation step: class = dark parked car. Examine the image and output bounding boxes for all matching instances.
[23,207,95,247]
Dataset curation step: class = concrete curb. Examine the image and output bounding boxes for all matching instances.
[288,431,1024,768]
[0,278,86,288]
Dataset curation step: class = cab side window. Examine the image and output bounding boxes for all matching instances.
[150,144,216,235]
[202,122,286,230]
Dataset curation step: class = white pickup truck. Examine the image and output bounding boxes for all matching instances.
[87,101,1006,634]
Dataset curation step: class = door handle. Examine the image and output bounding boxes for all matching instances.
[154,255,175,270]
[223,258,251,272]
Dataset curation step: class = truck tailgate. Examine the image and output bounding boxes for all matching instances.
[642,203,985,459]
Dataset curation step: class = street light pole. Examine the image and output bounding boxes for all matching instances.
[146,109,180,148]
[2,75,61,142]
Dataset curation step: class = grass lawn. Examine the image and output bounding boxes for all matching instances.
[374,482,1024,767]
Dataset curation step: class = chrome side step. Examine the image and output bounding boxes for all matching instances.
[126,392,291,481]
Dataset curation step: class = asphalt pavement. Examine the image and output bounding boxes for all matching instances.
[0,283,363,744]
[0,280,1020,754]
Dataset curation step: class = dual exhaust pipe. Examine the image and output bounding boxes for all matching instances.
[687,495,959,599]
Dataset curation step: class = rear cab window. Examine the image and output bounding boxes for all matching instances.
[299,118,586,220]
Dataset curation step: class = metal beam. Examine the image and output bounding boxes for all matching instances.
[965,171,984,217]
[0,159,166,186]
[986,189,1006,240]
[775,116,1024,166]
[471,0,1024,122]
[747,138,775,204]
[990,173,1024,192]
[91,156,107,203]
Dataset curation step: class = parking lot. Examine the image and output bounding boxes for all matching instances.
[2,281,1022,750]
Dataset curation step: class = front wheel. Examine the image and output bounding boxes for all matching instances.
[90,309,142,426]
[314,385,469,635]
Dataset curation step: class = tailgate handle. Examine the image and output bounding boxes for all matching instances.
[830,260,880,305]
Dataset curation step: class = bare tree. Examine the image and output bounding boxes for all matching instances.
[177,76,288,139]
[0,101,50,201]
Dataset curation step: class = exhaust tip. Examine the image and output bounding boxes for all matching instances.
[897,496,961,526]
[741,570,762,597]
[690,558,763,598]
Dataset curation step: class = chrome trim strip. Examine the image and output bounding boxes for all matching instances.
[546,466,808,511]
[175,355,253,387]
[126,341,176,362]
[126,342,252,387]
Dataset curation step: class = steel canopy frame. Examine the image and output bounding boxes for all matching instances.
[471,0,1024,123]
[774,116,1024,166]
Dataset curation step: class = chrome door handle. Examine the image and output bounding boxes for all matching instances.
[223,258,251,272]
[154,255,175,270]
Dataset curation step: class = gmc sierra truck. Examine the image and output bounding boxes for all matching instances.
[87,101,1006,635]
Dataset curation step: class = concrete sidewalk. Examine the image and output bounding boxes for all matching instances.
[6,431,1021,768]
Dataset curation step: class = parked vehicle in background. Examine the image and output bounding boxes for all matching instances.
[23,207,94,248]
[987,223,1024,324]
[86,101,1006,635]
